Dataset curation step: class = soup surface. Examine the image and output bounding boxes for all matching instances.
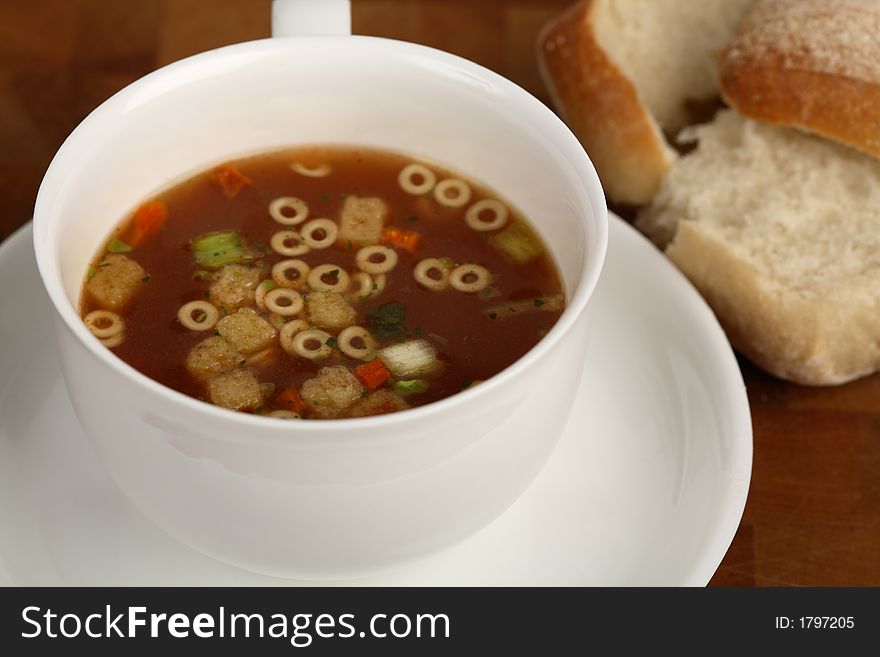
[79,147,565,419]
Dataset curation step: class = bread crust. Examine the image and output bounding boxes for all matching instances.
[537,0,675,205]
[668,222,880,386]
[719,0,880,158]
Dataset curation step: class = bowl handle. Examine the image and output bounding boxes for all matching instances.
[272,0,352,37]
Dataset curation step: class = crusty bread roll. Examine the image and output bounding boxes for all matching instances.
[719,0,880,158]
[537,0,754,205]
[638,110,880,386]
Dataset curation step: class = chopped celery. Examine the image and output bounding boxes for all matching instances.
[392,379,428,396]
[487,221,543,264]
[107,238,132,253]
[191,231,255,270]
[378,339,443,378]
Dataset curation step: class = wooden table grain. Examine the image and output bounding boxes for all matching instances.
[1,0,877,586]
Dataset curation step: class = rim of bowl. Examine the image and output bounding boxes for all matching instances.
[33,35,609,436]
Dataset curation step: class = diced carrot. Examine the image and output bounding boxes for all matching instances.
[211,165,252,199]
[276,387,307,414]
[381,227,422,255]
[355,359,391,390]
[128,201,168,247]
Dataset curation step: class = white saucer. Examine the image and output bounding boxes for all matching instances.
[0,215,751,586]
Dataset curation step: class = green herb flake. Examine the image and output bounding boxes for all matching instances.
[141,275,151,283]
[329,269,339,277]
[320,193,331,201]
[338,193,347,200]
[346,241,353,250]
[214,331,221,336]
[407,215,418,222]
[239,358,247,365]
[87,267,98,280]
[463,335,470,342]
[534,299,546,307]
[488,312,498,321]
[413,326,423,338]
[325,337,338,348]
[361,391,369,399]
[107,238,132,254]
[461,380,473,391]
[367,302,408,340]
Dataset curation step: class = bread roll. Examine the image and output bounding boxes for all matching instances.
[537,0,753,205]
[719,0,880,158]
[638,110,880,386]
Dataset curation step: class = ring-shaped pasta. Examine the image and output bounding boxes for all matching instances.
[434,179,472,208]
[449,264,491,293]
[301,218,338,250]
[350,272,386,298]
[269,197,309,226]
[84,309,125,339]
[100,333,125,348]
[356,245,398,275]
[270,230,310,256]
[272,259,310,290]
[290,162,331,178]
[254,280,275,309]
[398,163,437,195]
[338,326,376,360]
[269,410,302,419]
[307,264,350,293]
[279,319,309,355]
[264,288,304,316]
[292,329,334,360]
[177,300,220,331]
[465,199,509,232]
[413,258,450,291]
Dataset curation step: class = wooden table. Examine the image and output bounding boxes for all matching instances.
[2,0,877,586]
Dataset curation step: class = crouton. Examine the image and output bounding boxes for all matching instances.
[209,264,262,312]
[337,196,388,247]
[185,336,244,380]
[348,390,409,418]
[206,369,263,411]
[216,308,277,354]
[306,291,357,333]
[300,366,364,419]
[85,254,147,311]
